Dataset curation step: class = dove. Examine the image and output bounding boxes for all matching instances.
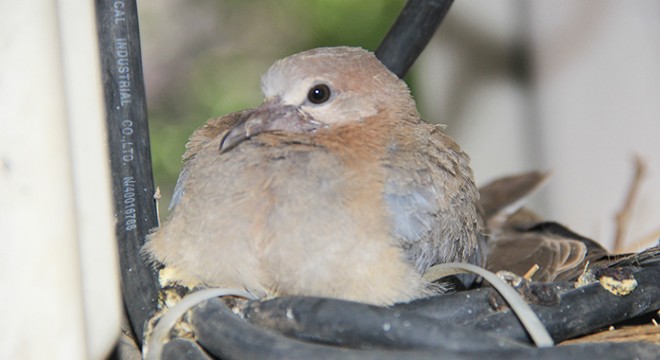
[144,46,483,305]
[478,171,609,282]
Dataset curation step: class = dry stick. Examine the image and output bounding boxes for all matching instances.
[154,186,162,227]
[613,155,647,253]
[523,264,540,281]
[622,227,660,253]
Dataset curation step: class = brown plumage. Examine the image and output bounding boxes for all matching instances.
[479,171,610,282]
[144,47,482,305]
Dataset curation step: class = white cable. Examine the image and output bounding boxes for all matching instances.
[423,262,555,348]
[144,288,257,360]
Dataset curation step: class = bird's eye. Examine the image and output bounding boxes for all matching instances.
[307,84,331,104]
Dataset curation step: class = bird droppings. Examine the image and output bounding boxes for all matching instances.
[600,275,638,296]
[578,267,638,296]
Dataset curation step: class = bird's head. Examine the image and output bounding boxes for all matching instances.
[220,46,417,152]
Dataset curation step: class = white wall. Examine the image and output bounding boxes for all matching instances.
[416,0,660,251]
[0,1,121,358]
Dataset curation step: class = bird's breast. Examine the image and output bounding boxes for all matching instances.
[196,138,418,298]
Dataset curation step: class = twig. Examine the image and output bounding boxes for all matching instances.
[621,226,660,253]
[154,186,161,227]
[523,264,540,281]
[613,155,647,253]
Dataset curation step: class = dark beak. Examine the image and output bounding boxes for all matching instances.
[219,101,325,153]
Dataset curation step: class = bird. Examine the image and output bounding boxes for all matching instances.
[144,46,484,306]
[478,171,610,282]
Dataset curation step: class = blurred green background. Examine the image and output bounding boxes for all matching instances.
[139,0,420,215]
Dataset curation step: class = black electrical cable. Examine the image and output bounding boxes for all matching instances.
[176,297,660,360]
[243,296,527,351]
[465,266,660,343]
[161,339,214,360]
[96,0,160,344]
[376,0,454,78]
